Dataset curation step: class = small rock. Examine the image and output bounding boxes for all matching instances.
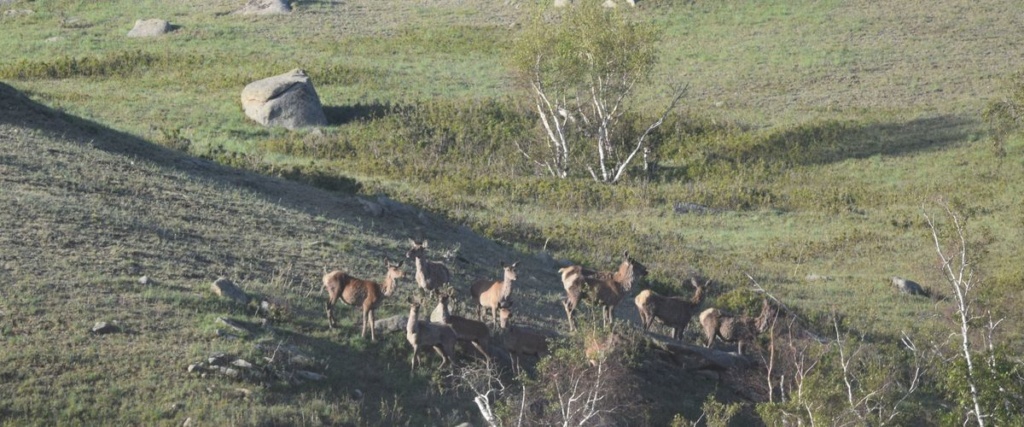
[208,353,230,366]
[170,402,185,412]
[187,363,204,374]
[217,367,240,378]
[295,370,326,381]
[91,321,119,334]
[182,417,194,427]
[350,389,363,401]
[374,315,408,334]
[126,18,173,37]
[234,388,253,399]
[805,274,832,282]
[210,277,250,304]
[138,276,150,285]
[231,359,254,369]
[235,0,292,15]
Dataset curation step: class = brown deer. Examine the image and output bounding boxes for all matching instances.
[406,239,451,296]
[497,300,551,374]
[634,278,708,340]
[699,298,775,355]
[322,259,404,342]
[406,301,457,375]
[435,288,491,362]
[564,251,649,329]
[558,265,586,332]
[470,261,518,327]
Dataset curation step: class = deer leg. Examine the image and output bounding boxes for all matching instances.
[360,310,368,338]
[562,299,575,332]
[410,347,418,376]
[433,345,448,370]
[368,310,376,342]
[325,300,335,329]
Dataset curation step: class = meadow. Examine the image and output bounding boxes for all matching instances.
[1,0,1023,425]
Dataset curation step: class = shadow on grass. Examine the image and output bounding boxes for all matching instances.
[323,103,393,126]
[0,81,386,226]
[660,115,976,182]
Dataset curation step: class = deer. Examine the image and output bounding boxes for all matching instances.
[699,298,775,355]
[470,261,518,327]
[563,251,649,329]
[406,239,452,297]
[435,288,491,362]
[322,259,405,342]
[497,300,551,374]
[634,277,708,340]
[406,301,457,376]
[558,265,586,332]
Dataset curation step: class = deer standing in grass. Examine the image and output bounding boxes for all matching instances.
[470,262,518,327]
[436,288,491,362]
[562,251,648,329]
[634,278,708,340]
[322,259,404,342]
[497,301,551,374]
[699,298,775,355]
[406,239,451,297]
[406,301,457,376]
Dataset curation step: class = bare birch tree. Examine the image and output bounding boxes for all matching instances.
[924,202,987,426]
[511,2,685,183]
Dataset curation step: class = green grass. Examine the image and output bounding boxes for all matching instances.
[3,0,1024,424]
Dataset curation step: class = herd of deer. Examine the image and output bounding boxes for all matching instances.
[323,239,776,374]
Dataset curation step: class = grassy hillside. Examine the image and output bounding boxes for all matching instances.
[2,0,1024,425]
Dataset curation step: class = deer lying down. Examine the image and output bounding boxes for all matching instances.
[323,259,404,342]
[406,302,457,375]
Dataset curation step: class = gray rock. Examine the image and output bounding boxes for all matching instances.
[208,352,230,366]
[891,276,929,297]
[217,366,241,378]
[240,69,326,130]
[235,0,292,15]
[182,417,194,427]
[127,19,172,37]
[138,275,151,285]
[210,277,250,304]
[554,0,571,7]
[231,359,254,369]
[429,301,445,323]
[91,321,119,334]
[187,363,204,373]
[374,315,408,334]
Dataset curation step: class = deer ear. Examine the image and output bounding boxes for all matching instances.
[396,260,404,268]
[623,250,630,259]
[422,240,429,248]
[512,261,519,268]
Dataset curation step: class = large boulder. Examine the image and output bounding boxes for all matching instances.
[127,19,172,38]
[240,69,327,130]
[235,0,292,15]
